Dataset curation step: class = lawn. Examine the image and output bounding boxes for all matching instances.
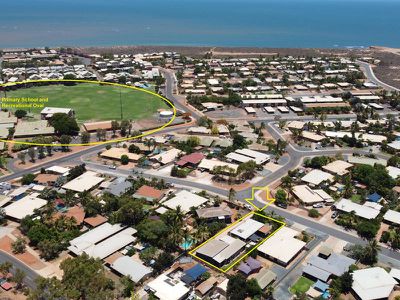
[290,276,314,294]
[5,83,169,123]
[350,194,362,203]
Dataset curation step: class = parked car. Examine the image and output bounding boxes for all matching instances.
[108,165,117,170]
[312,203,323,208]
[331,211,339,219]
[276,202,288,209]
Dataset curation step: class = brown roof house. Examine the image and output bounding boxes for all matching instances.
[133,185,164,202]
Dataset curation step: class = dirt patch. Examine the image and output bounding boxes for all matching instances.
[0,236,46,270]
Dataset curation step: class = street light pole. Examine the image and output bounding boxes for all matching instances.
[119,88,123,120]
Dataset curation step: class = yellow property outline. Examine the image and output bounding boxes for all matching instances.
[189,186,285,273]
[0,79,177,147]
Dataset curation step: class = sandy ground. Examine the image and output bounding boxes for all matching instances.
[0,236,45,270]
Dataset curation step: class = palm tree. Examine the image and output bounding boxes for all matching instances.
[12,268,26,290]
[168,226,184,249]
[194,225,210,244]
[364,239,380,265]
[228,188,236,202]
[171,206,185,227]
[0,262,12,277]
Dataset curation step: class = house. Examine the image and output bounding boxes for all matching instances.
[68,222,136,260]
[237,257,262,276]
[176,152,205,168]
[322,160,353,176]
[257,227,306,266]
[195,236,246,268]
[292,185,333,206]
[383,210,400,226]
[151,148,182,165]
[84,215,108,228]
[198,159,239,173]
[100,148,142,162]
[303,253,355,282]
[110,256,152,283]
[162,190,208,213]
[55,205,85,226]
[34,173,59,186]
[334,199,380,220]
[146,274,189,300]
[62,171,104,193]
[103,177,131,196]
[367,192,382,203]
[133,185,164,202]
[196,206,232,223]
[230,218,264,241]
[227,149,270,165]
[301,169,334,186]
[181,264,207,285]
[195,277,218,297]
[255,269,277,290]
[352,267,396,300]
[3,193,47,221]
[387,166,400,179]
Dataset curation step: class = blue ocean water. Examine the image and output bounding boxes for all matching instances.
[1,0,399,48]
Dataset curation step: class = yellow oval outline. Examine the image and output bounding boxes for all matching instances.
[0,79,177,147]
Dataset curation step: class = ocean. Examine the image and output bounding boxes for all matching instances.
[1,0,399,48]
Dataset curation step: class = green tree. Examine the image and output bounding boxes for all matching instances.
[275,189,288,206]
[60,135,72,152]
[49,113,79,135]
[308,209,320,218]
[60,254,114,300]
[81,132,90,144]
[227,275,247,300]
[28,147,36,162]
[111,120,120,137]
[15,109,27,118]
[17,151,26,164]
[13,268,26,290]
[11,237,26,254]
[21,173,35,185]
[121,154,129,165]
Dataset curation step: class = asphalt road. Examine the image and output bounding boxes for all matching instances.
[357,60,400,92]
[0,250,39,289]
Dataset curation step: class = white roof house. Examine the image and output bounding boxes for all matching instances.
[151,148,182,165]
[292,185,333,205]
[258,227,305,266]
[162,190,208,213]
[386,166,400,179]
[68,222,126,256]
[322,160,353,176]
[229,218,264,240]
[383,210,400,225]
[198,159,239,172]
[110,256,152,283]
[234,149,270,165]
[4,193,47,220]
[83,228,136,260]
[45,166,70,175]
[62,171,104,193]
[146,274,189,300]
[335,199,380,220]
[352,267,396,300]
[301,169,334,185]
